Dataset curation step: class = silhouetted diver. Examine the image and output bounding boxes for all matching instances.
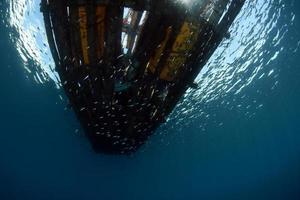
[40,0,245,154]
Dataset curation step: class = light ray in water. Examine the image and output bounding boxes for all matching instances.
[5,0,60,87]
[3,0,299,140]
[158,0,298,138]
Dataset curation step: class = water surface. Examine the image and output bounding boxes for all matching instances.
[0,0,300,199]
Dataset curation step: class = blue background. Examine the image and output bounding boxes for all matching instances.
[0,0,300,199]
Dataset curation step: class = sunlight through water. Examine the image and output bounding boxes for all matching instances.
[5,0,60,86]
[1,0,300,199]
[156,0,298,141]
[3,0,299,143]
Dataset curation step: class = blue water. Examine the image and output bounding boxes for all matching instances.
[0,0,300,199]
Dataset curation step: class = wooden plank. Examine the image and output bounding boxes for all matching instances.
[78,6,90,65]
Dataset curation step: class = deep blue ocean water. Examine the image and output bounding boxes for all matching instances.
[0,0,300,199]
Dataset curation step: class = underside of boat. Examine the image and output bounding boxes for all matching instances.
[41,0,245,154]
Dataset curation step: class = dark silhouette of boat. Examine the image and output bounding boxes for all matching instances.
[40,0,245,154]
